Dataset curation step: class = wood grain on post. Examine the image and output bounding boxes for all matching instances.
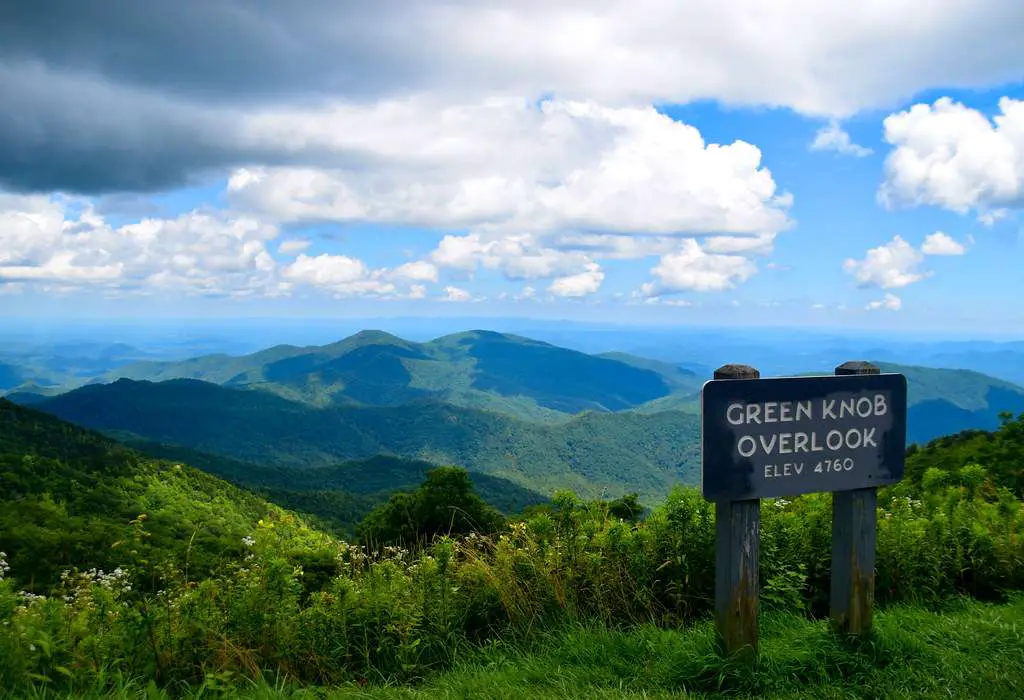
[831,360,880,635]
[713,363,760,659]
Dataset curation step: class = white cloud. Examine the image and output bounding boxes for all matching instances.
[843,235,930,289]
[702,233,776,255]
[283,253,368,286]
[442,285,473,302]
[517,285,537,301]
[278,239,312,254]
[639,239,758,296]
[0,192,437,300]
[0,251,122,282]
[921,231,967,256]
[879,97,1024,213]
[978,208,1009,226]
[429,232,599,284]
[640,296,693,306]
[230,101,792,298]
[0,194,286,296]
[810,120,873,157]
[229,100,792,241]
[389,260,440,283]
[811,303,826,310]
[866,293,902,311]
[548,264,605,298]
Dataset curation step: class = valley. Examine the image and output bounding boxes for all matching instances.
[4,328,1023,509]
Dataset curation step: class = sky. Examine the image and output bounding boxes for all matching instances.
[1,1,1024,335]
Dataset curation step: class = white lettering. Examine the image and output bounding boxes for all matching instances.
[758,434,778,455]
[840,398,856,418]
[797,401,813,421]
[794,432,809,453]
[737,435,757,458]
[823,399,836,420]
[856,397,872,418]
[746,404,762,425]
[826,429,843,450]
[862,427,877,448]
[779,402,793,422]
[875,394,887,417]
[727,403,745,426]
[778,432,793,454]
[811,432,824,451]
[764,402,778,423]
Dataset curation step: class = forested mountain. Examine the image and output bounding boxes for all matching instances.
[87,330,703,420]
[27,377,700,501]
[0,397,296,590]
[6,331,1024,444]
[877,363,1024,444]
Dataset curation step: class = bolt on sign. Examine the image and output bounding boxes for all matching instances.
[701,373,908,501]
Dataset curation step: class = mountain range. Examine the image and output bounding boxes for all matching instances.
[7,329,1024,504]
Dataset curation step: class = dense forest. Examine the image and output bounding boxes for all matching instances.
[2,397,1024,696]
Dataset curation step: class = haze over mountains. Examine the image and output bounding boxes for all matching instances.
[5,324,1024,505]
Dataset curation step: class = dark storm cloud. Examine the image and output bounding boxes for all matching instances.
[0,62,243,194]
[0,0,453,194]
[0,0,435,104]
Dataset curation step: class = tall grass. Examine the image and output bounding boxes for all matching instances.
[2,464,1023,695]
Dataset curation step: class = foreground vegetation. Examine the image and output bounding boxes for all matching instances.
[3,399,1024,696]
[2,598,1023,698]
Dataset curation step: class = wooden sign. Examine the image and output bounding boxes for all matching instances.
[700,373,907,501]
[702,361,907,660]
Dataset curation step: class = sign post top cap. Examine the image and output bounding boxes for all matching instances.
[714,364,760,380]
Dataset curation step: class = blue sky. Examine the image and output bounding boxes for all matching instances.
[1,2,1023,336]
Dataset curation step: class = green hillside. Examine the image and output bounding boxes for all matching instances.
[0,397,330,591]
[126,441,549,534]
[99,330,678,419]
[30,378,701,501]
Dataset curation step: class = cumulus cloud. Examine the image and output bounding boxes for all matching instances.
[389,260,440,283]
[843,236,930,289]
[879,97,1024,213]
[0,193,427,299]
[921,231,967,256]
[0,193,283,296]
[548,264,605,298]
[442,285,473,302]
[4,0,1024,195]
[866,293,902,311]
[843,231,968,293]
[226,100,792,241]
[810,120,873,157]
[639,239,758,297]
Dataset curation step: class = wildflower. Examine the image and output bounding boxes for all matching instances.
[0,551,9,581]
[242,536,255,548]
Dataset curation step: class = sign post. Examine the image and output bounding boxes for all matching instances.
[711,364,761,660]
[830,361,881,636]
[701,361,907,655]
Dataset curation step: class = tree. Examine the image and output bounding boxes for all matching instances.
[356,466,504,546]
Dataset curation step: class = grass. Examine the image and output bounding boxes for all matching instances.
[8,597,1024,699]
